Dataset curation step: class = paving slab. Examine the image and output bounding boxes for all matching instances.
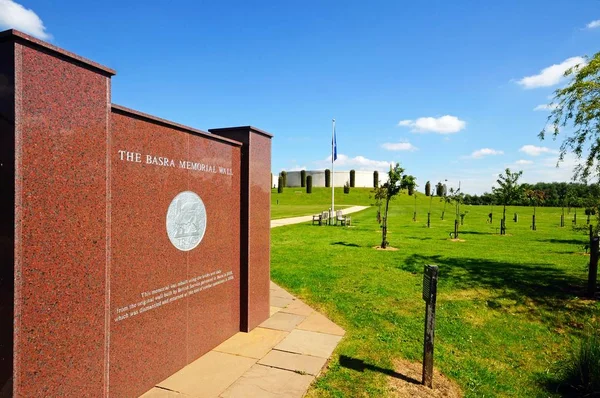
[270,287,295,300]
[220,364,314,398]
[270,306,283,316]
[271,296,294,308]
[140,387,189,397]
[260,312,306,332]
[213,327,289,359]
[279,299,314,316]
[275,329,343,359]
[297,312,345,336]
[157,351,256,398]
[258,350,327,376]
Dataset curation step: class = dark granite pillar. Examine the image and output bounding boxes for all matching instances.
[209,126,272,332]
[0,37,15,397]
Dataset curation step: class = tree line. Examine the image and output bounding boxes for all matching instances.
[454,182,600,208]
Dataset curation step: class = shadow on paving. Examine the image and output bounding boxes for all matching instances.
[339,355,420,385]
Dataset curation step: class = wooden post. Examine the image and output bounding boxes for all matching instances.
[454,220,458,239]
[561,214,564,227]
[427,212,431,228]
[590,224,594,241]
[413,211,417,222]
[588,237,599,298]
[422,265,438,389]
[532,214,536,231]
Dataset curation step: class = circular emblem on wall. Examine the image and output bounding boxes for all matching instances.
[166,191,207,251]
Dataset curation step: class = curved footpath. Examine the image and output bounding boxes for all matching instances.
[271,205,369,228]
[141,208,369,397]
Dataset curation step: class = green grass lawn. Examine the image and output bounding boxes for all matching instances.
[270,193,600,397]
[271,187,374,219]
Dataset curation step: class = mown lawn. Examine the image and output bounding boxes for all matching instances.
[270,193,600,397]
[271,187,374,219]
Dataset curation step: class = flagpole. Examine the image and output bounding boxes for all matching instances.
[331,118,335,224]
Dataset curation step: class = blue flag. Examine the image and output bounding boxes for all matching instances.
[333,127,337,161]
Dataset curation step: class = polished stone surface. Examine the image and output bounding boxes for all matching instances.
[209,127,272,332]
[109,109,242,397]
[2,29,273,397]
[13,39,111,397]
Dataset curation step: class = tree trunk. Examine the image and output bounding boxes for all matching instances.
[381,197,390,248]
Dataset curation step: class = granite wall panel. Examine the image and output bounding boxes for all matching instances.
[14,41,111,396]
[109,109,241,397]
[209,127,271,332]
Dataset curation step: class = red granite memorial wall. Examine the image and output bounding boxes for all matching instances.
[0,30,271,397]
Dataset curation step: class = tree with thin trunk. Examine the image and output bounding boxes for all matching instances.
[492,168,524,223]
[381,163,412,248]
[370,185,386,224]
[525,189,545,230]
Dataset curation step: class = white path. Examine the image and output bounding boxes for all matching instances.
[270,206,369,228]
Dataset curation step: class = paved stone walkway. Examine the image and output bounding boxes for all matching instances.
[270,205,368,228]
[141,282,345,398]
[140,207,371,397]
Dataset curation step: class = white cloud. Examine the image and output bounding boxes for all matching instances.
[586,20,600,29]
[465,148,504,159]
[519,145,559,156]
[533,103,558,111]
[517,56,586,89]
[316,154,392,171]
[381,142,418,151]
[397,115,466,134]
[0,0,51,40]
[515,159,533,165]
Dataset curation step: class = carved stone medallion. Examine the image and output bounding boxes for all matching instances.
[166,191,207,251]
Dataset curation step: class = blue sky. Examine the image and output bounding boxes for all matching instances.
[2,0,599,194]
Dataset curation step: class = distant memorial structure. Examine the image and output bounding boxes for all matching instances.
[0,30,272,397]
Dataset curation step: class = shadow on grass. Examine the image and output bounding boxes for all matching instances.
[458,231,493,235]
[332,242,360,248]
[339,355,421,385]
[539,238,587,245]
[402,253,597,313]
[401,254,598,395]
